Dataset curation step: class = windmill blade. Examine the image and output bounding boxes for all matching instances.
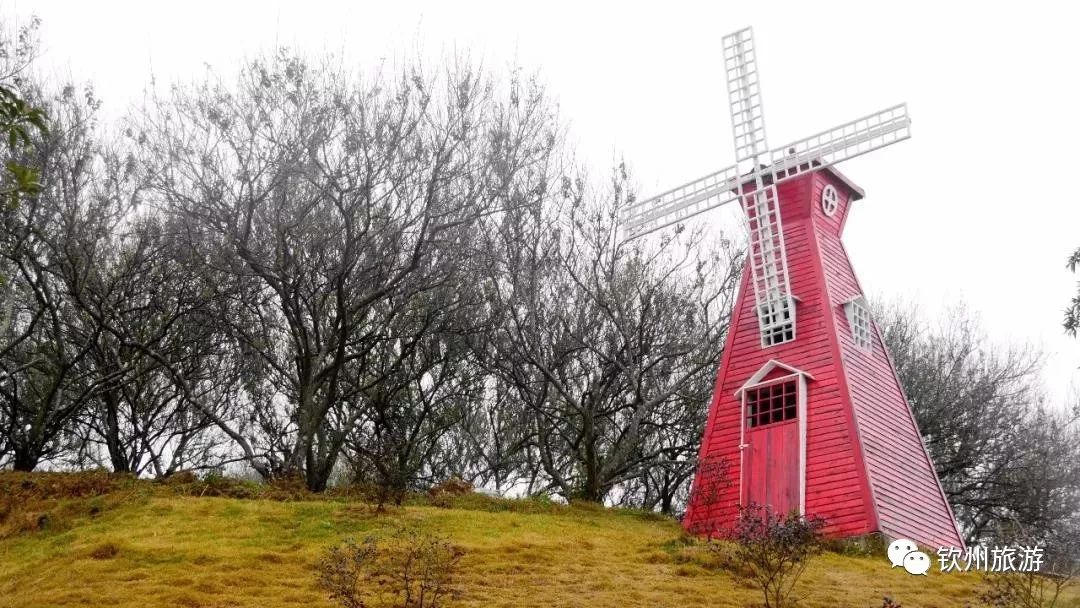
[620,164,740,240]
[723,27,768,163]
[743,184,796,346]
[767,104,911,185]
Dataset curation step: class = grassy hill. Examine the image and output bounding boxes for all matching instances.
[0,472,1060,608]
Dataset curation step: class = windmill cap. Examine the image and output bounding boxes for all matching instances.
[738,159,866,201]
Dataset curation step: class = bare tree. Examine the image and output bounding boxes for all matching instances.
[132,53,562,489]
[615,384,711,514]
[1066,246,1080,338]
[64,215,238,476]
[343,281,484,503]
[473,164,741,503]
[877,300,1080,540]
[444,373,533,494]
[0,81,126,471]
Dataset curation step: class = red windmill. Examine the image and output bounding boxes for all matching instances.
[621,27,963,549]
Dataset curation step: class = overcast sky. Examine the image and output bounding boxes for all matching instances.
[5,0,1079,403]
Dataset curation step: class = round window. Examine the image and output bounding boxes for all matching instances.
[821,184,839,217]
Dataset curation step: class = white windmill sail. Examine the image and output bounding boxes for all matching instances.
[620,26,912,348]
[724,27,797,346]
[620,103,911,238]
[766,104,911,184]
[619,164,740,238]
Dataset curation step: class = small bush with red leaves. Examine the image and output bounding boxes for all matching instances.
[714,503,826,608]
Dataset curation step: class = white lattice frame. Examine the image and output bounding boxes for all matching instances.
[844,296,873,351]
[743,185,796,347]
[724,27,797,348]
[620,104,910,238]
[724,27,768,165]
[766,104,911,185]
[619,164,740,238]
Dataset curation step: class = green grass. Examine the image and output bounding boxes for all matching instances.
[0,472,1072,608]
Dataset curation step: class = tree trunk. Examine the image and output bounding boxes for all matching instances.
[305,443,336,493]
[12,447,39,471]
[103,390,130,474]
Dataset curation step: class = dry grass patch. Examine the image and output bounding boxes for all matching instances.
[0,473,1076,607]
[88,541,121,559]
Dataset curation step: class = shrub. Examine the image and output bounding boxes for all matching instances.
[715,503,826,608]
[89,542,120,560]
[978,571,1074,608]
[0,471,133,539]
[0,470,123,500]
[977,526,1079,608]
[318,527,464,608]
[160,470,199,485]
[428,477,473,498]
[263,474,314,501]
[692,457,733,509]
[978,567,1078,608]
[166,471,264,499]
[319,538,379,608]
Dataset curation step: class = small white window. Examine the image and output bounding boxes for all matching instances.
[845,297,873,351]
[759,299,795,347]
[821,184,839,217]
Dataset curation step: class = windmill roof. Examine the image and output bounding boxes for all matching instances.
[741,160,866,201]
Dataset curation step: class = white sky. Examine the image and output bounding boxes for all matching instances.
[6,0,1080,403]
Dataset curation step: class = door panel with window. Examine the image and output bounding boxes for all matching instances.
[741,378,801,515]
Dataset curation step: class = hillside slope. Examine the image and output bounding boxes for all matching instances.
[0,472,1041,608]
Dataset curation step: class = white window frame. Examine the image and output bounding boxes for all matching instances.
[820,184,839,217]
[758,298,796,347]
[844,296,873,351]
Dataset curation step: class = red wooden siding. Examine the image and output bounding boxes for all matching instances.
[684,168,964,550]
[686,173,874,538]
[744,419,800,515]
[810,172,964,549]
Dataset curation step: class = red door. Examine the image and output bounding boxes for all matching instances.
[742,379,801,516]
